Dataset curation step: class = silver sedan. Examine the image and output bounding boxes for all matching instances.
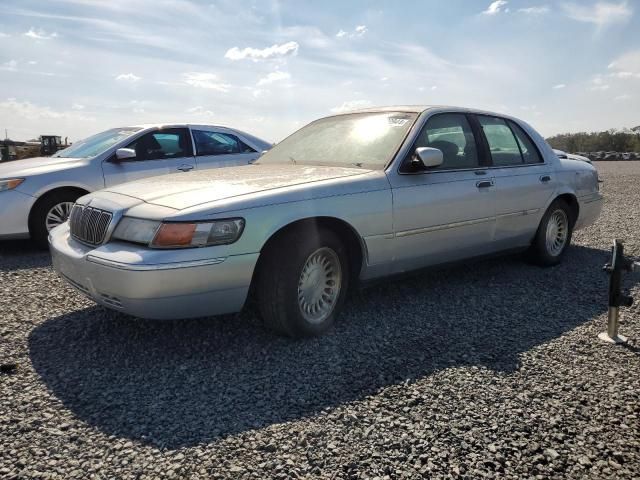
[50,106,603,337]
[0,123,271,247]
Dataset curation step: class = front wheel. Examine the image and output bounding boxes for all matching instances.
[256,228,349,337]
[30,191,81,249]
[528,199,574,266]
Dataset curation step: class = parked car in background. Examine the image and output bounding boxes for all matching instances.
[553,149,592,164]
[50,106,603,338]
[0,124,271,246]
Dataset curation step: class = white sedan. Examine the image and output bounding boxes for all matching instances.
[0,123,271,246]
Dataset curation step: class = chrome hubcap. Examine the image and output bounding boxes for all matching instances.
[45,201,74,231]
[545,209,568,256]
[297,247,342,324]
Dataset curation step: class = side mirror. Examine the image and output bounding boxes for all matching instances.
[411,147,443,171]
[115,148,136,161]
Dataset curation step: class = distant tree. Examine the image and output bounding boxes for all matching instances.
[546,128,640,153]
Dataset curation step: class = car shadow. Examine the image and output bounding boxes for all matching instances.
[0,240,51,271]
[28,245,627,449]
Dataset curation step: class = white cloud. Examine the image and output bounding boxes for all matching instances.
[553,83,566,89]
[186,106,215,117]
[608,50,640,76]
[71,103,85,110]
[561,1,632,28]
[115,73,141,82]
[23,28,58,40]
[336,25,368,39]
[483,1,509,15]
[256,70,291,86]
[182,72,230,92]
[0,32,9,38]
[519,6,550,14]
[354,25,368,36]
[225,41,299,61]
[28,60,38,65]
[614,94,632,101]
[330,100,373,113]
[0,98,86,120]
[1,60,18,72]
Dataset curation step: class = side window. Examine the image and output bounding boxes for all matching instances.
[126,128,191,161]
[478,116,523,167]
[193,130,256,156]
[413,113,479,170]
[508,121,543,164]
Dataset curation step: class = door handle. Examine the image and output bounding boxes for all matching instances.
[540,175,551,183]
[476,180,493,189]
[177,164,194,172]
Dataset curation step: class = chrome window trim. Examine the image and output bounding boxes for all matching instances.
[388,108,549,177]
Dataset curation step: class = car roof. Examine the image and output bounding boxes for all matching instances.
[127,123,233,129]
[332,105,517,119]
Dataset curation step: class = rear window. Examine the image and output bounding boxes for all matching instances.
[477,116,522,167]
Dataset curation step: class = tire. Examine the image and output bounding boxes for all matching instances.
[256,227,349,337]
[30,190,81,249]
[528,199,574,267]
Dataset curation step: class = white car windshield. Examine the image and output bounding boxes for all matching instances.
[256,112,418,169]
[53,127,142,158]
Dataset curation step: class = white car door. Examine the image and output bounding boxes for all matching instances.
[102,128,196,187]
[191,129,260,170]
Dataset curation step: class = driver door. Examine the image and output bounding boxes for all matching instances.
[102,128,196,187]
[388,112,497,274]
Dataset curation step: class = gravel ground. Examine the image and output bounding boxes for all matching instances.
[1,161,639,479]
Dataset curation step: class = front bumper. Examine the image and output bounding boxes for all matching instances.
[49,223,259,319]
[0,189,35,239]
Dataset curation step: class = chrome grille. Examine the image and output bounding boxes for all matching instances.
[69,204,113,245]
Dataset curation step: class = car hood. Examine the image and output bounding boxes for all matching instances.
[0,156,86,178]
[102,163,374,210]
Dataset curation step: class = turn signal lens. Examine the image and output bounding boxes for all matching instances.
[0,178,25,192]
[152,223,197,247]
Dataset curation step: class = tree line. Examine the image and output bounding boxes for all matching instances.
[546,127,640,153]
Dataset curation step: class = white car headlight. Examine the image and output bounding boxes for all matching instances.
[151,219,245,248]
[112,216,245,248]
[0,178,25,192]
[112,217,161,244]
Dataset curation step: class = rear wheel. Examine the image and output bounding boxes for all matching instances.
[30,191,82,249]
[257,227,349,337]
[528,199,573,266]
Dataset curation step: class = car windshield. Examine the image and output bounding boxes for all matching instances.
[256,112,418,169]
[53,127,142,158]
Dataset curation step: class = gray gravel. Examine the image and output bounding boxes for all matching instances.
[1,161,639,479]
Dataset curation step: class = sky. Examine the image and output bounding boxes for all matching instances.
[1,0,639,143]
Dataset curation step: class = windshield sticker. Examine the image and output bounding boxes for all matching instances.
[388,117,410,127]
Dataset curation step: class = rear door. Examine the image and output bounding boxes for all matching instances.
[389,112,497,274]
[475,115,555,248]
[191,129,260,170]
[102,128,196,187]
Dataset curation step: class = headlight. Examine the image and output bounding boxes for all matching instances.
[151,219,245,248]
[112,217,161,244]
[0,178,25,192]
